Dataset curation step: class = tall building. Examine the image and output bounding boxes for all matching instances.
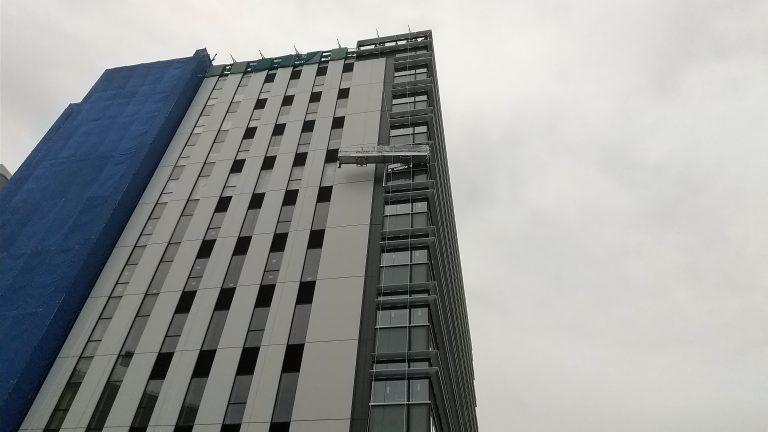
[0,30,477,432]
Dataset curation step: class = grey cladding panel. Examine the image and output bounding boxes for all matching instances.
[305,277,365,343]
[290,340,358,421]
[316,225,370,280]
[325,181,374,228]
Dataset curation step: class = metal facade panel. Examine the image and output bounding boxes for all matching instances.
[305,277,365,343]
[325,181,374,228]
[316,225,370,280]
[290,340,358,421]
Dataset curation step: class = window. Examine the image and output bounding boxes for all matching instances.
[385,165,429,185]
[177,144,194,166]
[305,91,321,120]
[223,159,245,196]
[369,404,432,432]
[243,126,258,140]
[369,404,405,432]
[87,363,124,430]
[45,358,93,429]
[170,200,199,242]
[101,297,121,318]
[255,156,276,193]
[376,306,429,327]
[185,239,215,292]
[312,186,333,230]
[287,153,306,189]
[298,120,314,153]
[390,123,429,145]
[260,71,276,95]
[160,291,196,352]
[379,247,431,286]
[287,69,301,91]
[187,132,201,147]
[288,282,315,344]
[201,288,234,349]
[371,380,407,403]
[130,352,172,429]
[301,230,324,282]
[328,117,344,149]
[177,350,215,426]
[335,88,349,116]
[223,237,251,288]
[214,77,227,90]
[275,191,298,234]
[215,130,228,143]
[240,193,264,236]
[409,326,431,351]
[263,233,287,285]
[278,95,294,122]
[245,285,274,347]
[383,199,430,231]
[272,345,304,422]
[161,166,184,202]
[122,294,156,353]
[117,264,137,284]
[206,196,231,240]
[238,127,256,158]
[268,124,285,156]
[200,162,215,177]
[314,65,327,88]
[375,327,407,352]
[228,101,241,113]
[83,294,124,355]
[239,75,252,87]
[320,150,338,186]
[147,242,181,293]
[251,98,267,121]
[340,62,354,87]
[224,348,260,425]
[191,162,215,199]
[394,65,429,83]
[137,202,167,246]
[201,104,214,116]
[376,308,409,327]
[87,291,157,429]
[391,92,429,112]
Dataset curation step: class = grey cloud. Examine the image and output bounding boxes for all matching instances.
[3,0,768,430]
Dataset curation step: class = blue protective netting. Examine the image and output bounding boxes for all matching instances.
[0,49,211,431]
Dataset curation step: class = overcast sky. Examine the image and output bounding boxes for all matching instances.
[3,0,768,430]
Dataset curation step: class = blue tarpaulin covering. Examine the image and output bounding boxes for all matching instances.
[0,49,211,431]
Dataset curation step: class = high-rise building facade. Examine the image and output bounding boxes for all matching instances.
[0,30,477,432]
